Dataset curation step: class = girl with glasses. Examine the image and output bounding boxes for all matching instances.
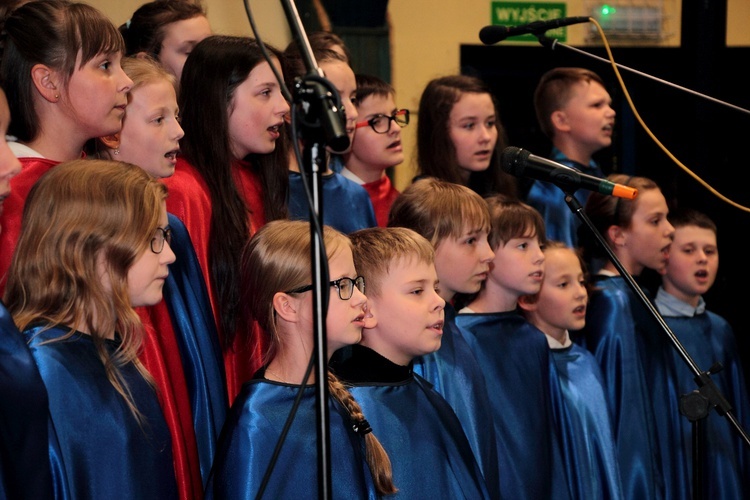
[3,159,178,499]
[206,220,395,498]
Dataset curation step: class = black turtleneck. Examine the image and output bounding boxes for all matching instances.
[329,344,411,384]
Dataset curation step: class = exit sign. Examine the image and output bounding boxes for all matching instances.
[491,2,568,42]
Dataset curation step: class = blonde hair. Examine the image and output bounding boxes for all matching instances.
[93,55,177,160]
[388,177,491,248]
[349,227,435,298]
[122,54,177,94]
[240,220,396,495]
[4,159,167,423]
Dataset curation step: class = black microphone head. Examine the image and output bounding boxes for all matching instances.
[479,25,509,45]
[500,146,530,176]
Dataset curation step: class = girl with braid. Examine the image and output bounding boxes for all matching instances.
[206,220,395,499]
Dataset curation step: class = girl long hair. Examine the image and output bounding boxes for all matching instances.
[178,35,288,341]
[240,220,396,495]
[4,159,167,421]
[416,74,518,198]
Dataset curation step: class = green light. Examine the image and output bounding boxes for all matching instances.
[600,4,616,16]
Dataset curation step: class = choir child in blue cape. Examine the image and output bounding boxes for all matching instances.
[3,160,178,499]
[519,241,623,499]
[386,177,501,495]
[206,220,395,499]
[524,67,615,247]
[576,174,682,499]
[455,194,572,500]
[654,208,750,498]
[0,84,53,498]
[330,226,493,499]
[282,34,377,235]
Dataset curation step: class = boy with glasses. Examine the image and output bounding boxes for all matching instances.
[342,74,408,226]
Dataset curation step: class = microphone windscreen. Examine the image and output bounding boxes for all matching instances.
[479,25,508,45]
[500,146,528,176]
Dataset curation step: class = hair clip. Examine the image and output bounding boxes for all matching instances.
[352,418,372,436]
[125,19,132,29]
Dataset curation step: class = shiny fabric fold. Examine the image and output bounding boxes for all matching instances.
[455,310,572,500]
[206,379,378,499]
[334,345,492,499]
[288,171,377,234]
[575,276,666,499]
[549,344,624,499]
[413,304,501,497]
[523,147,604,247]
[24,325,178,499]
[0,302,52,499]
[161,213,229,485]
[659,312,750,498]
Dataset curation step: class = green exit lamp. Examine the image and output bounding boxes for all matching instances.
[600,5,616,17]
[591,3,662,39]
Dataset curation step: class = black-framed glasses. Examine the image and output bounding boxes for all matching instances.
[355,109,409,134]
[150,227,173,254]
[285,276,365,300]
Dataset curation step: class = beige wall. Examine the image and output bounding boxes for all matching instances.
[94,0,750,189]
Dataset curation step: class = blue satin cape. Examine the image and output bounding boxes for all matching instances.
[288,171,377,234]
[205,376,378,499]
[332,345,492,499]
[455,311,572,500]
[575,275,668,499]
[0,302,52,499]
[24,325,177,499]
[163,213,228,484]
[550,343,624,499]
[523,148,604,247]
[659,312,750,499]
[413,303,501,497]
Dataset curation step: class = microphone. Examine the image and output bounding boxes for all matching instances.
[479,16,590,44]
[501,147,637,199]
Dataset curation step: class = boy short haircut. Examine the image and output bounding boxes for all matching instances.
[667,207,717,233]
[533,67,606,139]
[485,194,546,250]
[388,177,491,248]
[354,73,394,104]
[349,227,435,297]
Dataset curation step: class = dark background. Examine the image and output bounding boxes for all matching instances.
[460,1,750,391]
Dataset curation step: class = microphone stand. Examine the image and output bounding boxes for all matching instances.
[279,1,351,498]
[564,191,750,500]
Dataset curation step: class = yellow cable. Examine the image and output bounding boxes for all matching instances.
[589,17,750,212]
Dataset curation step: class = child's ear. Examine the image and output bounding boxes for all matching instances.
[100,134,121,150]
[518,294,538,312]
[550,110,571,132]
[607,224,626,247]
[272,292,298,322]
[31,64,62,103]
